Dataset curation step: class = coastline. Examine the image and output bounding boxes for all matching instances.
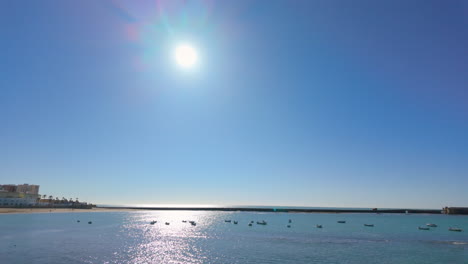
[0,207,140,215]
[0,206,446,215]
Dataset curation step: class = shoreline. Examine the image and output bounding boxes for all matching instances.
[0,207,444,215]
[0,207,141,215]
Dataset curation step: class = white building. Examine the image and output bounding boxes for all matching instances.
[0,191,39,206]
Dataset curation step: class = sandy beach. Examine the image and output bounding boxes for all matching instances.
[0,207,140,215]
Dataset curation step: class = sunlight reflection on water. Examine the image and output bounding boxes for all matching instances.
[119,211,217,263]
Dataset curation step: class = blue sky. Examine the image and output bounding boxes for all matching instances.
[1,0,467,208]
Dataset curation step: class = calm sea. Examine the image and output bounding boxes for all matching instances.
[1,211,467,263]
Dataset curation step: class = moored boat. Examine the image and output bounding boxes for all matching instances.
[257,220,267,225]
[316,224,323,228]
[426,223,437,227]
[337,221,346,224]
[364,224,374,227]
[449,227,462,232]
[418,226,430,230]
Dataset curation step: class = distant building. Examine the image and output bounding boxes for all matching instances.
[16,184,40,195]
[0,183,92,209]
[443,207,468,215]
[0,184,17,192]
[0,191,39,206]
[0,183,41,207]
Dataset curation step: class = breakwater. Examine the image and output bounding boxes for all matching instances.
[98,206,441,214]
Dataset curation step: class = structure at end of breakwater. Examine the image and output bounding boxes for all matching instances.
[443,207,468,215]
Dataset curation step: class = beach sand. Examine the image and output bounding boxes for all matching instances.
[0,207,139,214]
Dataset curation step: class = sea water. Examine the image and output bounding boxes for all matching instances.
[1,211,467,263]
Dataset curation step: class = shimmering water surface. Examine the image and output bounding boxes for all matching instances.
[1,211,467,263]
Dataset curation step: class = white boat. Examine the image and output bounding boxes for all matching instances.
[426,223,437,227]
[449,227,462,232]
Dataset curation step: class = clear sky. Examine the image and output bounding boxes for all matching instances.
[1,0,467,209]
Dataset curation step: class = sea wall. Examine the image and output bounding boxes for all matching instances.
[99,207,442,214]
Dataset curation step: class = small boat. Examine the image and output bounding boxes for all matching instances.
[418,226,430,230]
[287,225,291,228]
[316,225,322,228]
[288,219,292,223]
[182,220,187,223]
[88,221,92,224]
[337,221,346,224]
[233,221,238,224]
[189,221,195,224]
[449,227,462,232]
[364,224,374,227]
[248,223,252,227]
[250,221,254,224]
[150,220,157,225]
[257,221,267,225]
[191,222,196,226]
[224,220,231,223]
[77,220,80,223]
[165,222,170,225]
[426,223,437,227]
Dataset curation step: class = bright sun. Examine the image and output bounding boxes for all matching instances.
[174,44,198,68]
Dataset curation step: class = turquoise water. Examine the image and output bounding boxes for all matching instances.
[1,211,467,263]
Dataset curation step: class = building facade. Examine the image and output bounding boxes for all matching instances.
[16,184,40,195]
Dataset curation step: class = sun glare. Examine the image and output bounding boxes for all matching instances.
[174,44,198,69]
